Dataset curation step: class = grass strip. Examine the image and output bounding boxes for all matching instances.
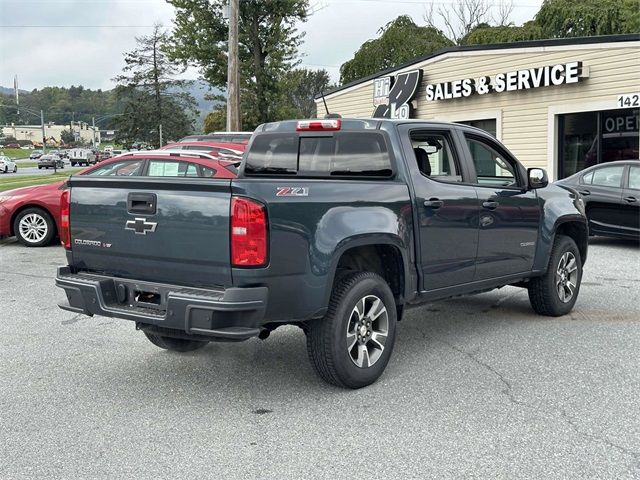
[0,173,69,193]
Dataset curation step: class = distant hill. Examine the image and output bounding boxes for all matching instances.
[175,80,225,130]
[0,79,224,132]
[0,86,28,97]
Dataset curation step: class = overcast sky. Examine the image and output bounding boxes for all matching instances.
[0,0,543,91]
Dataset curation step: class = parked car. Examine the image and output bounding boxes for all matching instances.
[38,154,65,169]
[0,155,18,173]
[555,160,639,239]
[161,141,246,156]
[55,118,589,389]
[0,151,238,247]
[4,143,21,148]
[178,132,252,143]
[30,150,44,160]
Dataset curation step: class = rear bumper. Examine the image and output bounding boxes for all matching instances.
[55,267,268,341]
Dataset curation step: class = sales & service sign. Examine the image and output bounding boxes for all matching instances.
[425,61,584,102]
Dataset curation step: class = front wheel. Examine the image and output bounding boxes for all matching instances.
[13,208,56,247]
[528,234,582,316]
[13,166,17,173]
[306,272,397,389]
[143,332,208,352]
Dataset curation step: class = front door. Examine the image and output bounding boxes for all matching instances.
[399,127,479,291]
[462,134,541,280]
[580,164,626,236]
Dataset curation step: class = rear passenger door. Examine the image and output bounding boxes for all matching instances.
[398,125,479,291]
[460,132,540,280]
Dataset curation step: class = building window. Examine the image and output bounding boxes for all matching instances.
[457,119,497,138]
[558,108,639,179]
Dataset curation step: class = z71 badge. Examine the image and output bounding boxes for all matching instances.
[276,187,309,197]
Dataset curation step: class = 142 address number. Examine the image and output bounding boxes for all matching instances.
[617,93,639,108]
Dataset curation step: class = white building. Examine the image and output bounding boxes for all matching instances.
[1,121,100,146]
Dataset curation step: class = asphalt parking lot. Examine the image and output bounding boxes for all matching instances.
[1,237,639,479]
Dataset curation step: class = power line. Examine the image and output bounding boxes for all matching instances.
[0,25,156,28]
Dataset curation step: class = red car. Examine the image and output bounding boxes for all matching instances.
[0,151,238,247]
[161,141,246,157]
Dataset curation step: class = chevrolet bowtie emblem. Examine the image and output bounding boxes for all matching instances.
[125,217,158,235]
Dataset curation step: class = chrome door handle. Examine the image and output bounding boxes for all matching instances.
[424,199,444,209]
[578,189,591,196]
[482,201,499,210]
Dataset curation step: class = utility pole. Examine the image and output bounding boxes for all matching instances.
[40,109,46,154]
[92,116,96,147]
[226,0,241,132]
[159,124,163,147]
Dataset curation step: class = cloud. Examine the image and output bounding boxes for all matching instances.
[0,0,543,90]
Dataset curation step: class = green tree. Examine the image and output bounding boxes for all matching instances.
[60,129,75,144]
[203,109,227,133]
[167,0,309,128]
[461,21,544,45]
[535,0,640,38]
[339,16,453,85]
[113,23,196,147]
[278,68,334,119]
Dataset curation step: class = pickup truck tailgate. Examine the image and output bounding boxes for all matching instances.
[67,176,232,288]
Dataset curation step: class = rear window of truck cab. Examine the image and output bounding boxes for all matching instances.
[244,132,393,177]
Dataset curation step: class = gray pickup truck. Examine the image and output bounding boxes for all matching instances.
[56,118,588,388]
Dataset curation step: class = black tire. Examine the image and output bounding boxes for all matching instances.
[71,162,76,167]
[13,207,56,247]
[528,234,582,316]
[2,166,6,173]
[13,166,17,173]
[306,271,397,389]
[38,166,42,169]
[143,331,208,352]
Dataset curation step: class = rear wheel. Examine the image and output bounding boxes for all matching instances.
[528,234,582,316]
[13,208,56,247]
[143,332,208,352]
[306,272,397,389]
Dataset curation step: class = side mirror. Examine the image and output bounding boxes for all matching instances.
[528,168,548,189]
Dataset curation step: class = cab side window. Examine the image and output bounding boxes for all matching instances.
[465,136,518,187]
[410,132,462,182]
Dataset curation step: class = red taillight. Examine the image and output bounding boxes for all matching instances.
[296,119,341,131]
[230,196,268,267]
[60,189,71,249]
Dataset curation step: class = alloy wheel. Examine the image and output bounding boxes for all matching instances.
[555,251,578,303]
[18,213,48,244]
[346,295,389,368]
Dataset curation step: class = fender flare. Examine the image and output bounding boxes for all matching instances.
[322,233,415,307]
